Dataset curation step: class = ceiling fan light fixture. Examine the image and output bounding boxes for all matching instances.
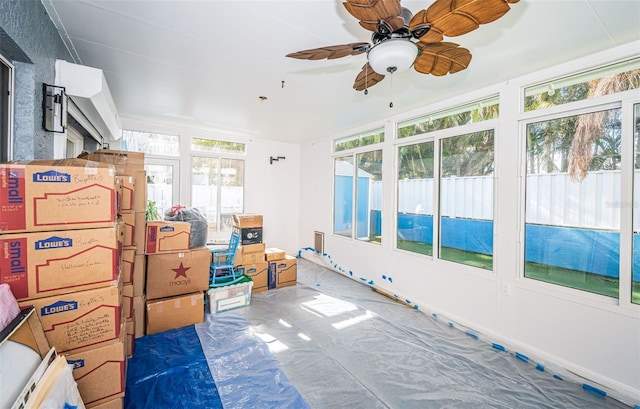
[367,39,417,75]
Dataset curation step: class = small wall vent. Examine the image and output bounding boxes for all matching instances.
[314,231,324,254]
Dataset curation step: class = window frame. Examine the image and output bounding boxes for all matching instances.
[0,54,14,162]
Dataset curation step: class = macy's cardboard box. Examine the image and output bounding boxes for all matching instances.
[1,227,120,301]
[66,325,126,408]
[144,221,191,254]
[146,247,211,300]
[146,292,204,335]
[268,255,297,289]
[18,283,121,353]
[0,159,116,233]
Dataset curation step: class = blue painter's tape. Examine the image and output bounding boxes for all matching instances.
[515,352,529,363]
[388,277,393,283]
[465,330,478,340]
[393,294,399,298]
[582,384,606,398]
[633,405,639,409]
[360,277,366,282]
[553,374,563,381]
[413,305,419,310]
[492,343,505,352]
[535,363,545,372]
[349,271,353,276]
[431,313,438,318]
[382,274,387,280]
[405,299,411,304]
[316,283,320,287]
[448,322,454,327]
[367,280,374,285]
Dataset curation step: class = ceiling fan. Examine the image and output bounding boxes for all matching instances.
[286,0,519,92]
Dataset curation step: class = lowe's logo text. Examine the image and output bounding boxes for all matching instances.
[159,226,175,232]
[7,171,24,204]
[68,359,85,370]
[35,236,73,250]
[33,170,71,183]
[41,300,78,316]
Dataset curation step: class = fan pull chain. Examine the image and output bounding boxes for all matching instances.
[364,65,369,95]
[389,73,393,108]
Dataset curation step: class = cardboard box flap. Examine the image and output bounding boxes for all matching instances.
[0,306,50,358]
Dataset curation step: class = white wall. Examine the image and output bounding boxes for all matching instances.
[298,43,640,403]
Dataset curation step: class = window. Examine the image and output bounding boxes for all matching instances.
[524,58,640,112]
[146,160,179,219]
[191,137,244,236]
[633,102,640,304]
[122,130,180,156]
[524,108,622,298]
[333,130,383,244]
[397,141,434,255]
[0,55,13,162]
[439,130,494,269]
[398,96,499,139]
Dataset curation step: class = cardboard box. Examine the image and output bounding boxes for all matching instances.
[90,398,123,409]
[118,175,135,213]
[133,295,145,339]
[122,284,133,320]
[114,176,123,215]
[238,242,265,264]
[66,329,126,407]
[81,149,144,177]
[19,284,121,353]
[268,255,297,289]
[241,262,268,293]
[240,252,263,265]
[207,277,253,314]
[146,292,204,335]
[133,171,147,212]
[145,248,211,300]
[264,247,286,262]
[134,211,146,254]
[240,242,266,254]
[1,227,120,301]
[233,226,263,245]
[125,318,134,358]
[0,306,50,358]
[232,214,262,228]
[119,212,135,248]
[144,221,191,254]
[121,249,135,286]
[0,159,116,233]
[132,254,146,297]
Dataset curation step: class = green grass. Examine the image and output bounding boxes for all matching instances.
[397,239,640,303]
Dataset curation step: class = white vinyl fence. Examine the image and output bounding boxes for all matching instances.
[373,170,637,231]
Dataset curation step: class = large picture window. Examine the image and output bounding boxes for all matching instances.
[524,108,622,298]
[333,130,383,244]
[397,141,434,255]
[439,131,494,269]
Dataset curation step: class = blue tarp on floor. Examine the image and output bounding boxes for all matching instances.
[125,325,223,409]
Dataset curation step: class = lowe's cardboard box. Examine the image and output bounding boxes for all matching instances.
[268,255,297,289]
[146,291,204,335]
[19,283,121,353]
[0,227,120,301]
[241,262,268,293]
[66,326,126,408]
[81,149,144,177]
[145,221,191,254]
[146,247,211,300]
[0,159,116,233]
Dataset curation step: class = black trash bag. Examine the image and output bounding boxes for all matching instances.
[164,206,208,248]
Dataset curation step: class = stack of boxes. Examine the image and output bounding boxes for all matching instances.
[0,158,125,408]
[143,221,210,334]
[232,214,297,295]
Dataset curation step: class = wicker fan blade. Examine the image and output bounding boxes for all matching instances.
[410,0,519,43]
[344,0,404,33]
[353,63,385,91]
[286,42,370,60]
[414,42,471,76]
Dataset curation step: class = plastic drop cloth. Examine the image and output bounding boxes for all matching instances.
[202,257,631,409]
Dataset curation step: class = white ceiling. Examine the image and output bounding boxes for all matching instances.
[42,0,640,144]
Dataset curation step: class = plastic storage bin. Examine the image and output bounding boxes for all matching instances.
[207,276,253,314]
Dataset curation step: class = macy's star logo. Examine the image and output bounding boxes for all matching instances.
[172,262,190,279]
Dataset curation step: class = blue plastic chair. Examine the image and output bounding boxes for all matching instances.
[209,232,244,287]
